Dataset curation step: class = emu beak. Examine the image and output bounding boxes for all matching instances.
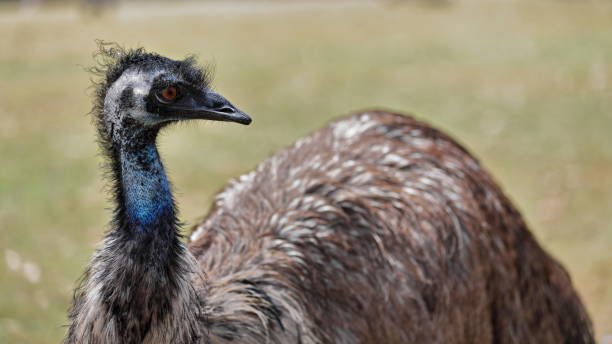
[161,90,252,125]
[184,90,251,125]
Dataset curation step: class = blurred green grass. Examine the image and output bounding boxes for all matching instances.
[0,1,611,343]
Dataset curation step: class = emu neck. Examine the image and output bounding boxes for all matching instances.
[116,129,176,234]
[67,127,204,343]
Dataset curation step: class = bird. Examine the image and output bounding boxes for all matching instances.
[65,43,595,344]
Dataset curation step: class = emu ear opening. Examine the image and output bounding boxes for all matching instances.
[151,88,251,125]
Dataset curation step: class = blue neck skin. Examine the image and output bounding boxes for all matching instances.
[119,141,175,233]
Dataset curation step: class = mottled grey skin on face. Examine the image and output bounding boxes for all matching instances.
[65,43,594,344]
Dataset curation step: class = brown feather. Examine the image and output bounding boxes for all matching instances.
[190,110,594,343]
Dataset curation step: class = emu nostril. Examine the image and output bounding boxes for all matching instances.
[217,106,235,114]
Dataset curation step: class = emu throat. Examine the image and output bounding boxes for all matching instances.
[119,139,174,232]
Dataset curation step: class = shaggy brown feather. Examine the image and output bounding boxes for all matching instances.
[190,110,594,343]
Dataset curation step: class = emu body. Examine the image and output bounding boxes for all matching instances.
[190,111,594,343]
[66,46,594,344]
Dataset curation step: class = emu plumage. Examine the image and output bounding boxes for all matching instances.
[65,45,594,344]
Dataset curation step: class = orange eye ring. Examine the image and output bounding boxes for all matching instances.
[160,86,179,102]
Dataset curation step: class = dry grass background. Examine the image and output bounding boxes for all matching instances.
[0,1,611,343]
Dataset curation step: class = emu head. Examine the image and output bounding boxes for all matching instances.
[91,43,251,146]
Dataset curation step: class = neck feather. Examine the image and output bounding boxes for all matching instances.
[64,125,203,344]
[117,136,176,233]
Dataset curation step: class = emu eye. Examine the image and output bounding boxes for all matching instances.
[159,86,180,102]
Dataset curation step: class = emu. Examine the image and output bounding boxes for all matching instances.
[65,44,594,344]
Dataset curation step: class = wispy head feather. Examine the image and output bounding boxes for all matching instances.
[88,40,214,120]
[87,40,214,154]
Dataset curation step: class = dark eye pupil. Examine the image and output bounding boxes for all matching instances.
[162,87,178,100]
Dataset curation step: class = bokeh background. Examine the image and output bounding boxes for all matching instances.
[0,0,611,342]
